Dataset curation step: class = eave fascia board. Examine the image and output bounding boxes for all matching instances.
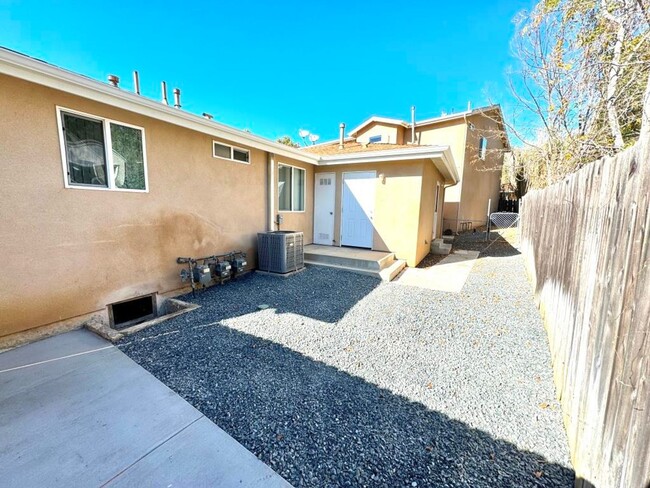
[0,48,319,165]
[316,145,459,184]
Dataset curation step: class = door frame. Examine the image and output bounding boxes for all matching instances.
[433,181,441,239]
[313,172,336,245]
[340,170,376,249]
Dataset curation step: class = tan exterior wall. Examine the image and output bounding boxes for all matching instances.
[275,156,314,242]
[416,120,468,232]
[0,74,313,337]
[416,162,446,263]
[355,122,405,144]
[315,159,444,267]
[457,114,505,227]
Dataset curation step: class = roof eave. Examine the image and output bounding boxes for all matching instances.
[0,48,319,165]
[316,146,459,184]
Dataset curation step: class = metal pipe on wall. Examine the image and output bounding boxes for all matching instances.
[267,153,275,231]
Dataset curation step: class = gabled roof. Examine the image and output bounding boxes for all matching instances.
[347,104,510,150]
[0,47,319,164]
[347,116,409,137]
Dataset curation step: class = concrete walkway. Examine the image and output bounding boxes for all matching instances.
[0,329,290,488]
[394,250,480,292]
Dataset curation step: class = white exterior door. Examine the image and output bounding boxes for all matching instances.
[341,171,375,248]
[313,173,336,245]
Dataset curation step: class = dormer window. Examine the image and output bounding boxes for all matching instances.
[368,135,382,143]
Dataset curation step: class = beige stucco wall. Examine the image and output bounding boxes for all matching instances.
[415,162,446,263]
[355,122,405,144]
[416,120,468,232]
[275,156,314,242]
[315,159,444,267]
[457,114,505,227]
[0,74,313,337]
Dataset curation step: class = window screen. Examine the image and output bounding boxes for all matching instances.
[278,164,292,211]
[62,113,108,187]
[213,142,231,159]
[292,167,305,211]
[233,148,249,163]
[110,123,145,190]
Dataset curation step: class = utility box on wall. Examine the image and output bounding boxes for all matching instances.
[257,231,304,274]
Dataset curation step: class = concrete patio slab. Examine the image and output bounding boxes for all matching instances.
[0,329,290,488]
[394,250,480,292]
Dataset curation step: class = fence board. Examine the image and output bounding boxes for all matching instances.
[520,138,649,487]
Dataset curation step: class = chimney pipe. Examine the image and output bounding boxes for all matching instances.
[202,112,213,120]
[161,81,169,105]
[339,123,345,149]
[108,74,120,87]
[173,88,181,109]
[411,105,416,144]
[133,71,140,95]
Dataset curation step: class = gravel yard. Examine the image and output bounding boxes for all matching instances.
[119,232,573,487]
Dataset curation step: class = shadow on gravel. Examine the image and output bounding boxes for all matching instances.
[161,267,381,327]
[454,231,521,258]
[120,323,575,487]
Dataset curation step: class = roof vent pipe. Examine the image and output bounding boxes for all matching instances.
[411,105,416,144]
[161,81,169,105]
[202,112,213,120]
[173,88,181,109]
[339,123,345,149]
[133,71,140,95]
[108,74,120,87]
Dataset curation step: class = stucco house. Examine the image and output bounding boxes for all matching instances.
[333,105,510,234]
[0,47,506,341]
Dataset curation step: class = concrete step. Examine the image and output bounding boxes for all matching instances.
[431,238,452,255]
[379,259,407,282]
[304,259,406,282]
[304,250,395,271]
[442,235,455,243]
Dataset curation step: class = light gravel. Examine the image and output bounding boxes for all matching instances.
[119,232,573,487]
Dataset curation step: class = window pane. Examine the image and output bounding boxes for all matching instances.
[278,165,292,211]
[110,123,145,190]
[214,142,231,159]
[233,148,249,163]
[62,113,107,186]
[479,137,487,160]
[292,168,305,211]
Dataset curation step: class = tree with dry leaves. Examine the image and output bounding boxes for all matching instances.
[505,0,650,189]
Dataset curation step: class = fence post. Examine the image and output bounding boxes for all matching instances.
[486,198,491,242]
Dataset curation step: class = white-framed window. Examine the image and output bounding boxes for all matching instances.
[368,135,382,143]
[478,136,488,160]
[57,107,148,192]
[213,141,250,163]
[278,163,305,212]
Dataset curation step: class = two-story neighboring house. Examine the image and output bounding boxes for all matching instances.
[342,105,510,234]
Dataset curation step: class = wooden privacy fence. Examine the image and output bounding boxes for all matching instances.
[520,138,649,488]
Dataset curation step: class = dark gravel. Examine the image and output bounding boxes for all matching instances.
[119,232,573,487]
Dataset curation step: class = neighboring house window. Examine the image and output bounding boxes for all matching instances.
[368,135,382,143]
[213,141,250,163]
[59,109,147,191]
[479,136,488,160]
[278,163,305,212]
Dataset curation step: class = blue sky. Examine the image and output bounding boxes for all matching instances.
[1,0,535,143]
